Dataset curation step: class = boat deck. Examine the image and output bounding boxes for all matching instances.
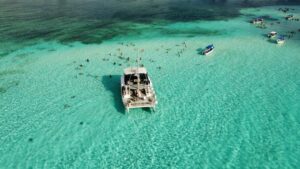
[121,67,157,112]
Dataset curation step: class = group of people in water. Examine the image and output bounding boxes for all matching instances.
[74,7,299,82]
[103,40,190,72]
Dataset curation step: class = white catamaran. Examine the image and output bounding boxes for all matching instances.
[121,66,157,112]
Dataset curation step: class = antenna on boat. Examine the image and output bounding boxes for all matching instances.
[136,48,144,98]
[137,49,140,93]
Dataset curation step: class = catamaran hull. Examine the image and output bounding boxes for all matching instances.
[121,75,157,112]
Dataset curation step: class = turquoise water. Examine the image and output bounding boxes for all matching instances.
[1,2,300,168]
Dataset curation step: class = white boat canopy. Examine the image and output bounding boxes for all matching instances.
[124,67,147,75]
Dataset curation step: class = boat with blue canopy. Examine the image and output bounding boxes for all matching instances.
[277,35,285,44]
[202,44,214,55]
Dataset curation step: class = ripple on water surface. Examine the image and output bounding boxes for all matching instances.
[0,5,300,169]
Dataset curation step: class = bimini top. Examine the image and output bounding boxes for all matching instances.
[206,44,214,49]
[278,35,285,40]
[124,67,147,75]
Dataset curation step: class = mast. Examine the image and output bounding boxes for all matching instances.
[137,49,140,94]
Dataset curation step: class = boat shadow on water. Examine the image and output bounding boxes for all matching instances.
[196,48,204,55]
[101,75,125,114]
[261,34,277,44]
[262,33,269,38]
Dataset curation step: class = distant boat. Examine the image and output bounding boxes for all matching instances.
[285,14,294,20]
[121,67,157,112]
[268,31,277,38]
[251,18,264,24]
[277,35,285,44]
[202,44,214,55]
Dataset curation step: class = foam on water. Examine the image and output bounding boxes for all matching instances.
[1,5,300,168]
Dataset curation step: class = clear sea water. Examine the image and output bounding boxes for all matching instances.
[0,0,300,168]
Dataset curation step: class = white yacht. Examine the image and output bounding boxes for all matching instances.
[251,18,264,24]
[268,31,277,38]
[121,67,157,112]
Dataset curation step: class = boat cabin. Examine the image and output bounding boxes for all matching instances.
[123,67,150,86]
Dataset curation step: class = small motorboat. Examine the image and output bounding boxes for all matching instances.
[285,14,294,20]
[251,18,264,24]
[268,31,277,38]
[276,35,285,44]
[202,44,214,55]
